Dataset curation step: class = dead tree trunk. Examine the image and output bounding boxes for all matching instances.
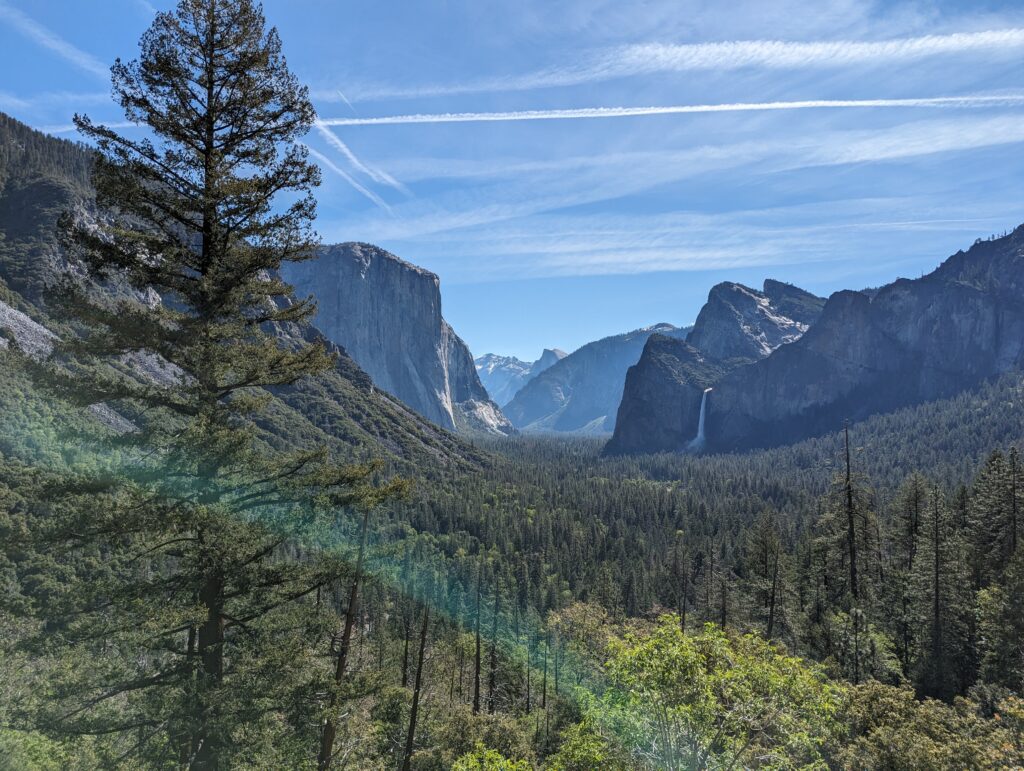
[487,575,501,714]
[401,605,430,771]
[318,507,372,770]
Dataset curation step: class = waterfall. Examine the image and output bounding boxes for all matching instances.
[687,388,713,452]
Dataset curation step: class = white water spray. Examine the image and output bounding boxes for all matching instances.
[687,388,713,452]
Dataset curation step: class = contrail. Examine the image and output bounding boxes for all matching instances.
[40,120,136,134]
[318,95,1024,127]
[0,1,108,79]
[302,144,391,211]
[34,126,395,212]
[313,122,408,193]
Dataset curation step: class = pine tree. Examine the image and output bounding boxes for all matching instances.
[318,504,380,770]
[977,549,1024,690]
[829,608,900,685]
[887,473,928,672]
[24,1,398,766]
[894,473,927,573]
[740,512,789,641]
[815,425,878,609]
[1009,446,1020,557]
[473,556,483,715]
[911,485,972,699]
[401,602,430,771]
[967,448,1024,587]
[670,531,691,633]
[487,571,501,714]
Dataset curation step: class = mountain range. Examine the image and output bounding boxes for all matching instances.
[608,228,1024,454]
[4,111,1023,458]
[490,281,825,436]
[502,323,692,434]
[474,348,566,406]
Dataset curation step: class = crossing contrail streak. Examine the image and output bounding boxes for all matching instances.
[314,122,407,192]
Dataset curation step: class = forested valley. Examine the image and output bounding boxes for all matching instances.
[1,1,1023,769]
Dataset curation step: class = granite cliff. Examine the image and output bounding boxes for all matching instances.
[504,323,690,434]
[608,228,1024,454]
[282,243,513,436]
[685,280,824,362]
[0,112,483,468]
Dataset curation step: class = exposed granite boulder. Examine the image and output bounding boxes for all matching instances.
[0,299,56,358]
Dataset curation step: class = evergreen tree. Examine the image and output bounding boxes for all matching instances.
[887,473,928,672]
[829,608,900,685]
[401,602,431,771]
[894,473,927,573]
[669,531,692,633]
[969,449,1018,586]
[977,549,1024,691]
[815,425,878,609]
[740,512,790,641]
[23,1,398,766]
[911,486,972,699]
[1009,446,1020,557]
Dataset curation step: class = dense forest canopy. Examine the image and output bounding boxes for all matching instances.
[0,1,1022,769]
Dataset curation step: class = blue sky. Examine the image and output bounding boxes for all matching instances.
[2,0,1024,361]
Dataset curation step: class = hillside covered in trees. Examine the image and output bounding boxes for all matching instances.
[1,1,1023,769]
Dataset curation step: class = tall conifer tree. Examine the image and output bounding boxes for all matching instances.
[27,1,399,766]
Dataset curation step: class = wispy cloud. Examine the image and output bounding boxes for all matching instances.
[581,29,1024,78]
[328,113,1024,245]
[319,94,1024,127]
[303,144,391,211]
[361,202,1021,284]
[0,90,112,117]
[336,28,1024,100]
[801,114,1024,167]
[0,2,108,79]
[313,122,407,193]
[0,91,31,111]
[40,120,136,134]
[354,210,858,282]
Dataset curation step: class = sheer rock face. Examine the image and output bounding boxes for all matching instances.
[282,242,513,436]
[531,348,568,375]
[503,324,690,434]
[475,348,567,406]
[685,281,824,362]
[0,112,483,466]
[608,226,1024,454]
[604,335,726,455]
